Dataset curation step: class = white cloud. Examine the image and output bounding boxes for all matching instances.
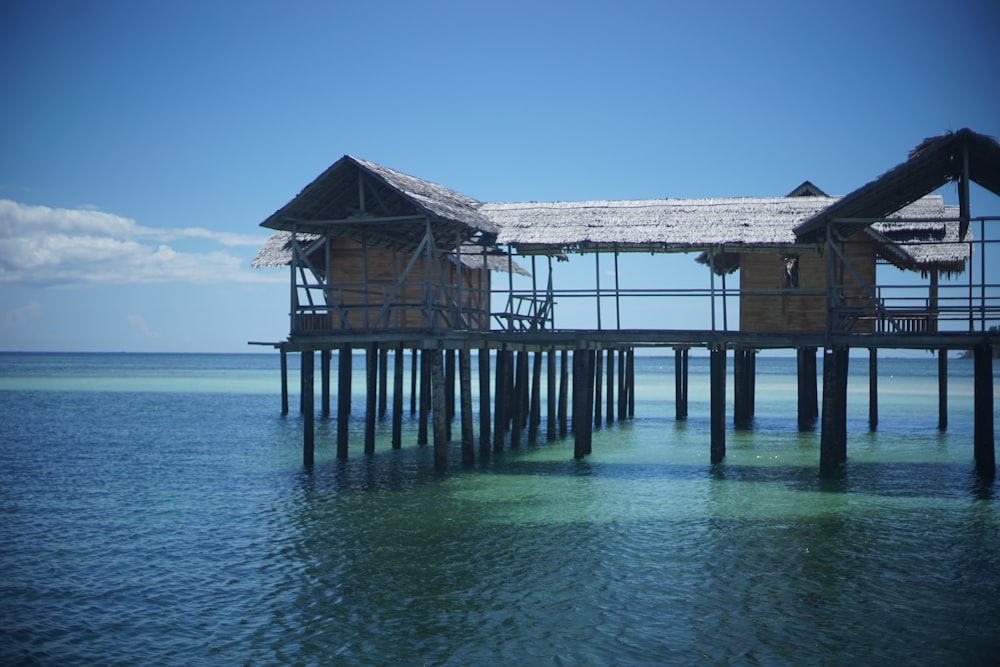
[0,199,281,286]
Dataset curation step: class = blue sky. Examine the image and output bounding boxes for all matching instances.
[1,0,998,352]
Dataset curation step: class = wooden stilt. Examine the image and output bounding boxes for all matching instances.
[937,349,948,431]
[710,345,726,464]
[585,348,596,454]
[797,347,818,429]
[573,345,590,459]
[748,349,756,417]
[336,344,351,460]
[429,347,448,471]
[479,346,491,457]
[626,347,635,419]
[392,344,403,449]
[675,347,688,420]
[558,349,569,438]
[493,347,507,452]
[529,350,542,443]
[618,348,627,420]
[279,344,289,416]
[302,349,314,466]
[733,347,751,429]
[320,348,331,418]
[378,345,388,420]
[510,350,524,449]
[459,347,475,465]
[410,347,418,415]
[418,348,430,446]
[606,347,615,424]
[868,347,878,431]
[364,343,377,455]
[593,347,603,428]
[547,348,557,441]
[973,343,995,479]
[445,348,456,424]
[820,346,848,476]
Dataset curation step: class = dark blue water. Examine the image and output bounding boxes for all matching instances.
[1,352,998,665]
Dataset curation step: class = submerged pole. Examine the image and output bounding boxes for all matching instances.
[479,346,491,457]
[675,347,688,421]
[710,345,726,464]
[868,347,878,431]
[797,347,818,429]
[321,349,331,418]
[529,349,543,443]
[820,346,849,476]
[973,343,995,479]
[392,343,403,449]
[558,349,569,438]
[302,349,314,466]
[937,349,948,431]
[606,347,615,424]
[429,346,448,471]
[337,344,351,460]
[493,347,508,452]
[459,347,475,465]
[279,344,289,416]
[547,347,557,440]
[364,342,377,455]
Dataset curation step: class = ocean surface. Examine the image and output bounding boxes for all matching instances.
[1,351,998,666]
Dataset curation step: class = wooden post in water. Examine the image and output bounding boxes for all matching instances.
[937,349,948,431]
[868,347,878,430]
[378,345,388,420]
[820,346,849,476]
[529,350,542,443]
[593,347,603,428]
[479,346,491,457]
[606,347,615,424]
[733,347,752,429]
[493,347,508,452]
[410,347,418,415]
[392,344,403,449]
[618,348,627,421]
[445,348,456,425]
[674,347,688,420]
[510,350,525,449]
[573,344,594,459]
[973,343,995,479]
[279,344,289,416]
[797,347,818,429]
[337,344,351,460]
[710,345,726,464]
[547,348,557,440]
[429,346,448,471]
[558,349,569,438]
[302,349,314,466]
[364,343,377,455]
[418,348,430,446]
[626,347,635,419]
[320,349,331,418]
[459,347,475,465]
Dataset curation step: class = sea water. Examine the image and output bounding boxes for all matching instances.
[1,352,997,665]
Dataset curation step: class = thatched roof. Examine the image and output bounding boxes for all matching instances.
[867,206,970,275]
[795,128,1000,241]
[250,230,529,275]
[258,155,497,253]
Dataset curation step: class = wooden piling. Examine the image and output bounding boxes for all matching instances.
[302,349,314,466]
[279,345,289,416]
[429,347,448,471]
[868,347,878,430]
[573,344,594,459]
[558,349,569,438]
[626,347,635,419]
[973,343,995,479]
[820,346,849,476]
[937,349,948,431]
[445,348,456,424]
[392,344,403,449]
[618,348,627,420]
[511,350,525,448]
[710,345,726,464]
[547,348,557,440]
[606,347,615,424]
[733,347,753,429]
[418,348,430,446]
[364,342,377,455]
[797,347,818,429]
[593,347,603,427]
[378,345,388,420]
[320,349,331,418]
[459,347,475,465]
[493,347,508,452]
[479,346,491,457]
[529,350,542,443]
[337,344,351,460]
[675,347,688,420]
[410,347,418,415]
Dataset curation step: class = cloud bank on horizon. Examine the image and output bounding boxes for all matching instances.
[0,199,278,287]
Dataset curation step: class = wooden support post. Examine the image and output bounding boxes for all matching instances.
[733,347,751,429]
[336,344,351,460]
[868,347,878,431]
[710,345,726,464]
[618,348,627,420]
[937,349,948,431]
[573,344,593,459]
[378,345,388,420]
[510,350,526,448]
[593,347,603,428]
[626,347,635,418]
[974,343,995,479]
[675,347,688,420]
[429,347,448,472]
[445,348,456,424]
[558,349,569,438]
[320,348,331,418]
[418,348,430,446]
[479,346,491,457]
[410,347,418,415]
[459,347,475,465]
[279,345,289,416]
[606,347,615,424]
[493,347,507,453]
[392,344,403,449]
[365,343,377,455]
[586,348,596,454]
[797,347,818,429]
[547,348,557,441]
[820,346,849,476]
[748,349,756,416]
[301,349,314,466]
[529,350,542,443]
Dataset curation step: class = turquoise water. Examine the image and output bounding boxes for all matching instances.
[1,352,998,665]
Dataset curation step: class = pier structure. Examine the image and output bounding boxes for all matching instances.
[251,129,999,478]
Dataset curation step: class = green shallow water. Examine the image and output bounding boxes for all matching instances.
[0,352,997,665]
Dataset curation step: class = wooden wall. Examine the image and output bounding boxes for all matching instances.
[297,238,490,332]
[740,232,875,333]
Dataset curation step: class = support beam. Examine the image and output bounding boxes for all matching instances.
[378,345,388,420]
[868,347,878,431]
[606,347,615,424]
[558,349,569,438]
[479,346,491,457]
[937,349,948,431]
[364,343,377,455]
[593,347,603,428]
[459,348,475,465]
[733,347,753,429]
[529,350,543,443]
[974,343,995,479]
[337,344,351,460]
[547,348,557,440]
[820,346,849,476]
[797,347,818,429]
[493,347,508,452]
[302,349,314,466]
[430,347,448,471]
[320,349,331,418]
[418,348,430,446]
[626,347,635,418]
[675,347,688,421]
[392,344,403,449]
[279,345,289,416]
[710,345,726,464]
